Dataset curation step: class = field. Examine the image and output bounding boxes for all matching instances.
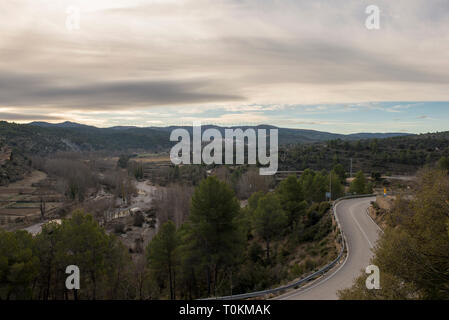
[135,153,171,163]
[0,171,65,229]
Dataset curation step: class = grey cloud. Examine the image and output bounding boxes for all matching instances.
[0,112,63,121]
[215,38,449,85]
[0,72,245,109]
[0,0,448,113]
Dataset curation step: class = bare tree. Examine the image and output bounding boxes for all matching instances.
[40,197,46,220]
[153,184,194,227]
[81,197,115,225]
[42,157,99,202]
[134,254,150,300]
[236,167,274,199]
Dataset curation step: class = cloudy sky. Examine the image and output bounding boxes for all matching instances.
[0,0,448,133]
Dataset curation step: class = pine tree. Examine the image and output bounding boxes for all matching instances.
[147,220,179,300]
[253,193,287,261]
[276,175,304,229]
[350,171,367,194]
[188,176,243,297]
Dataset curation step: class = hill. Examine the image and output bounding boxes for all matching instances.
[29,121,95,129]
[279,131,449,175]
[0,120,446,184]
[25,121,410,145]
[0,120,415,156]
[0,121,171,155]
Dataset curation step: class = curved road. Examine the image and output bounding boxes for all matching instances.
[276,197,380,300]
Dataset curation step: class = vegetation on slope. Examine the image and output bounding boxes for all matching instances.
[338,168,449,300]
[280,132,449,174]
[0,171,342,300]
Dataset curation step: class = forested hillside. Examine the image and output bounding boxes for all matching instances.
[0,121,410,156]
[280,132,449,175]
[1,120,448,185]
[0,121,171,155]
[0,175,341,300]
[0,121,170,184]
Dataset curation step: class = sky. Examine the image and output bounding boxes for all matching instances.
[0,0,448,133]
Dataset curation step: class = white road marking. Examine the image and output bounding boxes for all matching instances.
[274,197,379,300]
[350,209,374,249]
[365,208,384,234]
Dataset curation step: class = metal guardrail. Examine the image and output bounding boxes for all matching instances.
[202,194,376,300]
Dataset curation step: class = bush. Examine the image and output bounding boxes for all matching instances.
[438,156,449,172]
[248,242,264,263]
[304,258,317,273]
[114,223,125,234]
[290,263,305,278]
[117,155,130,168]
[318,201,331,214]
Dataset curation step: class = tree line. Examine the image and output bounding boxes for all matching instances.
[0,212,133,300]
[280,132,449,175]
[146,167,347,299]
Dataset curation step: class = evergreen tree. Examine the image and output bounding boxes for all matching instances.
[438,156,449,172]
[300,169,315,202]
[329,171,345,199]
[253,193,287,261]
[248,191,265,212]
[312,171,328,202]
[350,171,367,194]
[0,230,39,299]
[56,211,111,300]
[188,176,244,297]
[147,220,179,300]
[276,175,304,229]
[333,164,346,183]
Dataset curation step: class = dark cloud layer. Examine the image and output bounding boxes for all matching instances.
[0,0,448,120]
[0,73,244,109]
[0,112,63,121]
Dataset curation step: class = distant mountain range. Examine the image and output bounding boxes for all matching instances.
[0,120,412,156]
[29,121,411,143]
[29,121,93,129]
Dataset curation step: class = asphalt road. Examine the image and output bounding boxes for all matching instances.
[276,196,380,300]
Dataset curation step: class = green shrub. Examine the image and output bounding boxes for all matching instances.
[304,258,316,272]
[290,263,305,278]
[249,242,264,263]
[114,223,125,234]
